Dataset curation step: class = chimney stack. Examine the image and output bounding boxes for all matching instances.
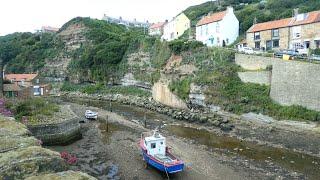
[253,17,257,25]
[227,6,234,14]
[293,8,299,17]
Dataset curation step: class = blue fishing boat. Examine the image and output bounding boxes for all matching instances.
[139,131,184,174]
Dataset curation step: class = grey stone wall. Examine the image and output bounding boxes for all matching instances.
[235,53,320,112]
[270,60,320,111]
[238,71,271,85]
[235,53,276,70]
[27,117,81,145]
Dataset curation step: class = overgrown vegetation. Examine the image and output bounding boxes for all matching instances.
[0,32,63,73]
[11,98,59,122]
[61,82,151,97]
[168,39,204,55]
[169,77,192,100]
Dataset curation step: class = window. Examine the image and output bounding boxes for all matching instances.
[217,37,220,44]
[160,142,163,145]
[273,40,279,48]
[315,40,320,48]
[272,29,279,38]
[206,25,208,36]
[254,32,260,40]
[255,41,260,49]
[292,26,301,39]
[216,23,220,33]
[151,143,156,149]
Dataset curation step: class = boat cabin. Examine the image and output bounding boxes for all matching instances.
[144,132,166,157]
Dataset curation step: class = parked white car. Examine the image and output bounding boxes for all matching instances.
[85,110,98,120]
[239,47,254,54]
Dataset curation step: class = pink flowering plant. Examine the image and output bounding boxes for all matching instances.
[0,99,13,117]
[60,151,78,165]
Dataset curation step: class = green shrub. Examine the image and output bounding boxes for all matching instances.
[168,39,204,55]
[169,77,192,100]
[13,98,59,121]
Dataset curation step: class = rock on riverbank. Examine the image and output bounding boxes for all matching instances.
[63,92,234,130]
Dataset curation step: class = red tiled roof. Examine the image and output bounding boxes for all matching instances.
[5,74,38,82]
[149,22,166,29]
[197,11,227,26]
[247,10,320,33]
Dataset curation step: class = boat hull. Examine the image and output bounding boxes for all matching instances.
[141,150,184,174]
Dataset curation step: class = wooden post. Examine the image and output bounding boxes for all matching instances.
[109,101,112,112]
[144,112,147,128]
[106,115,109,132]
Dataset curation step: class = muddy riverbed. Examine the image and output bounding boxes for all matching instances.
[48,98,320,179]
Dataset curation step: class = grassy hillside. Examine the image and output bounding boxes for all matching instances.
[0,32,63,73]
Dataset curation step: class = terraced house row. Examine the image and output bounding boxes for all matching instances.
[246,9,320,51]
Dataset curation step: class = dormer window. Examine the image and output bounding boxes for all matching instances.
[296,13,306,21]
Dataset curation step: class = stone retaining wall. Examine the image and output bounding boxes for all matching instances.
[235,53,320,112]
[238,71,271,85]
[270,60,320,111]
[235,53,276,70]
[152,82,188,109]
[27,117,81,145]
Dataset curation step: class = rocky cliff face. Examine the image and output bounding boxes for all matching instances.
[41,22,87,82]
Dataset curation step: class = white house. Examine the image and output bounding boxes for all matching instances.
[196,7,239,47]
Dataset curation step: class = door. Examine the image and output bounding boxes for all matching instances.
[266,40,272,51]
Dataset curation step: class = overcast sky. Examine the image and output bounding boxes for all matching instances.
[0,0,210,36]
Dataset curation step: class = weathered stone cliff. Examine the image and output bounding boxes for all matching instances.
[0,116,96,179]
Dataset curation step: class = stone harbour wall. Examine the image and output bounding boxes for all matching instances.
[27,117,81,145]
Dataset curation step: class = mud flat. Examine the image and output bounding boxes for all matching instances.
[53,99,320,179]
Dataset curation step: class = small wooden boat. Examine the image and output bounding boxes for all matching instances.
[139,130,184,174]
[85,110,98,120]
